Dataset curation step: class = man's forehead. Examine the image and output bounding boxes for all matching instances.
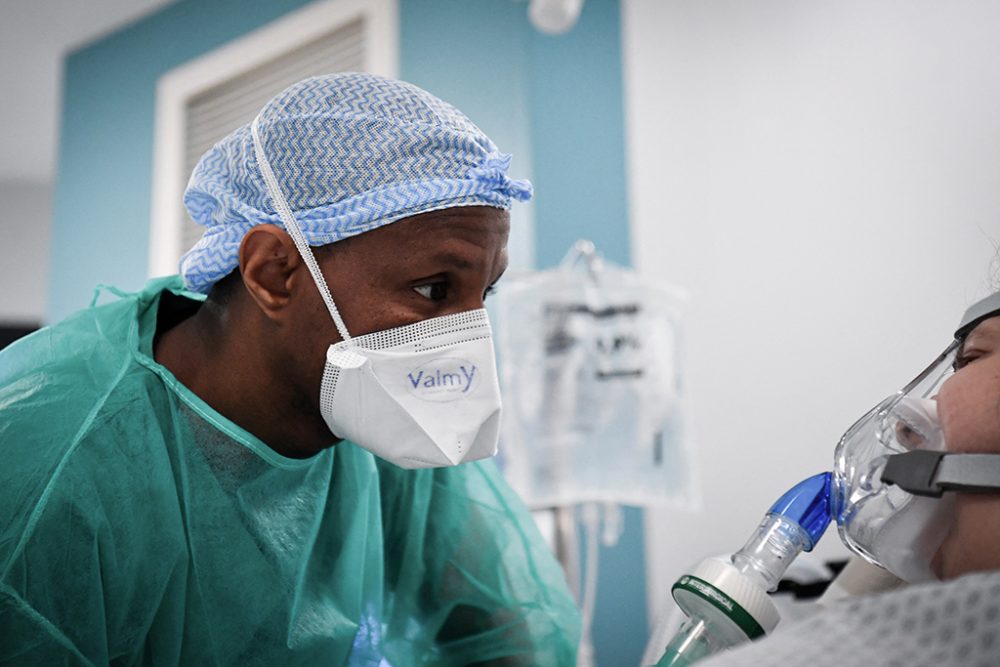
[325,207,509,272]
[375,208,510,256]
[399,206,510,236]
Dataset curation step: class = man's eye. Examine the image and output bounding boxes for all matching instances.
[413,282,449,301]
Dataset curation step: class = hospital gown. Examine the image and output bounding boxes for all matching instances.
[0,277,580,666]
[699,569,1000,667]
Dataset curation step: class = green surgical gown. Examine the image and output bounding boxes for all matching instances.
[0,277,580,666]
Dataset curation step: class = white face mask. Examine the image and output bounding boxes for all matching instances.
[320,310,502,467]
[250,118,503,468]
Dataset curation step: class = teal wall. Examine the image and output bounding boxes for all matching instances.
[402,5,641,663]
[52,0,644,664]
[398,0,537,274]
[535,4,645,661]
[49,0,317,322]
[525,0,632,269]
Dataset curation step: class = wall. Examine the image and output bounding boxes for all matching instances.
[0,181,52,324]
[401,4,644,664]
[48,0,318,322]
[524,4,646,664]
[622,0,1000,623]
[398,0,536,273]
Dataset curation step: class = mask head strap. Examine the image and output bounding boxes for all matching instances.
[955,291,1000,340]
[250,116,352,343]
[882,450,1000,497]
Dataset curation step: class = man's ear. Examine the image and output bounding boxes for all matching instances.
[239,224,301,320]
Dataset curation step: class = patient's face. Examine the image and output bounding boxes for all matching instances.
[932,316,1000,579]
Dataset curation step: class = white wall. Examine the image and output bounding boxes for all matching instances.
[622,0,1000,623]
[0,182,52,323]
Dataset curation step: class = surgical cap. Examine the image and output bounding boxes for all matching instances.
[180,73,533,294]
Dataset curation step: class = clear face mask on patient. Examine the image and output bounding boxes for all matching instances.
[834,360,956,582]
[251,118,502,468]
[833,292,1000,582]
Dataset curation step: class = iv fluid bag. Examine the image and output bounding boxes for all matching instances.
[495,252,698,509]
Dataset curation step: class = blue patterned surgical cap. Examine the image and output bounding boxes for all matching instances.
[180,73,533,294]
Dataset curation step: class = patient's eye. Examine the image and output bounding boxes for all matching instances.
[953,348,981,371]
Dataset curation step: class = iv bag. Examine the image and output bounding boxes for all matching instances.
[495,241,699,509]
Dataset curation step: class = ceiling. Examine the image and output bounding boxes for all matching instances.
[0,0,176,183]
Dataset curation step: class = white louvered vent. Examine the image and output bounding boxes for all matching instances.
[149,0,397,279]
[179,19,365,254]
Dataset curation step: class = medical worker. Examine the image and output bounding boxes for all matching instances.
[0,73,580,665]
[699,290,1000,667]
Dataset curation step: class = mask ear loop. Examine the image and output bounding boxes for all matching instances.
[251,116,352,343]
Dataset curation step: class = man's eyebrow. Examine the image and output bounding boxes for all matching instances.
[430,252,474,270]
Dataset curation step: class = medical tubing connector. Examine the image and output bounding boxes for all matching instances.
[652,472,833,667]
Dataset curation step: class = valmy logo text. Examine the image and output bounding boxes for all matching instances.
[406,357,478,402]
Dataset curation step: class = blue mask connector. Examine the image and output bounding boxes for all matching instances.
[767,471,833,551]
[731,472,834,592]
